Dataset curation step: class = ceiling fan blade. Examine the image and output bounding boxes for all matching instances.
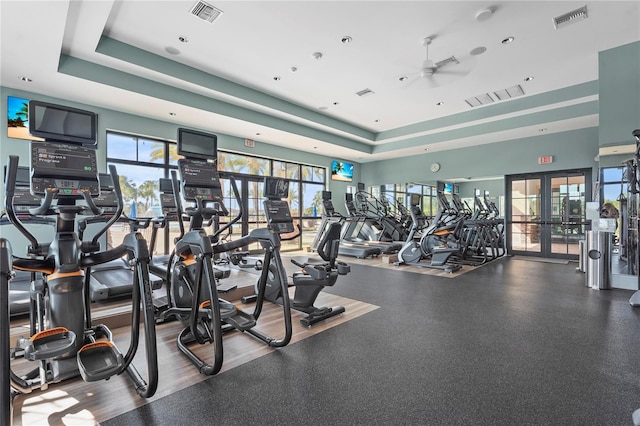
[435,68,468,76]
[422,75,440,88]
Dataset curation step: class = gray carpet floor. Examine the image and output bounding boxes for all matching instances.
[102,256,640,425]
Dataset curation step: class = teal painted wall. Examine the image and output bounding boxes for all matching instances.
[361,127,599,188]
[598,41,640,146]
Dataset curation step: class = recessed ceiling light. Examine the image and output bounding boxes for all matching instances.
[18,76,32,82]
[256,132,261,136]
[333,102,339,106]
[290,66,298,72]
[178,35,189,43]
[169,112,176,116]
[470,46,487,56]
[374,119,380,123]
[341,36,352,44]
[436,102,444,106]
[165,46,180,55]
[501,36,515,44]
[312,52,323,60]
[273,76,281,81]
[524,76,534,82]
[538,128,547,132]
[399,76,408,82]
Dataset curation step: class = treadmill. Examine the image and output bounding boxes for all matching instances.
[82,173,163,302]
[311,192,381,259]
[342,193,403,254]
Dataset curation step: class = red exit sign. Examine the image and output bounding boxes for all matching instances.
[538,155,553,165]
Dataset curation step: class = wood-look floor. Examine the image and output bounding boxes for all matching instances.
[10,290,378,426]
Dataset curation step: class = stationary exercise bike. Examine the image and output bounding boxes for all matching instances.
[243,177,351,326]
[2,100,158,425]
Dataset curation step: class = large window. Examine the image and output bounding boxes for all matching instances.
[107,132,327,254]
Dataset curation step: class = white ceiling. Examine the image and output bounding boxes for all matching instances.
[1,1,639,163]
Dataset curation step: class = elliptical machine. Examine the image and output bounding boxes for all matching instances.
[243,178,351,327]
[158,128,295,376]
[2,101,158,424]
[396,193,461,273]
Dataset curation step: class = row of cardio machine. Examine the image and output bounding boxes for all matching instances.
[396,191,505,273]
[311,191,406,259]
[1,101,350,425]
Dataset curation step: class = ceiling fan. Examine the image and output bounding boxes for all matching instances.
[406,36,461,87]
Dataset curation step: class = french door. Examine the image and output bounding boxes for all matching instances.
[506,169,591,259]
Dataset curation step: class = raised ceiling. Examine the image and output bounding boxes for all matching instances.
[1,1,639,162]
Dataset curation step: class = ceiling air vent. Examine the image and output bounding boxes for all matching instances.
[356,88,375,97]
[493,84,525,101]
[465,93,494,108]
[553,5,588,29]
[190,1,223,23]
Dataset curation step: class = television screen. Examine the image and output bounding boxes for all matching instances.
[98,173,114,190]
[159,177,178,194]
[444,182,453,194]
[331,160,353,182]
[29,100,97,146]
[264,177,289,199]
[7,96,44,141]
[178,128,217,160]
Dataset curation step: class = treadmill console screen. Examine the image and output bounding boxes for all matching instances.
[30,141,99,196]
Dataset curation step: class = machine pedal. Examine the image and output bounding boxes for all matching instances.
[24,327,76,361]
[77,341,124,382]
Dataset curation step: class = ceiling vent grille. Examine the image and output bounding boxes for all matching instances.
[356,88,375,97]
[465,93,494,108]
[190,1,223,23]
[553,5,588,29]
[493,84,525,101]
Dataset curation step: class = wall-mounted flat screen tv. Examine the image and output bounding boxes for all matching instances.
[331,160,353,182]
[178,128,217,160]
[29,100,97,146]
[7,96,44,141]
[444,182,453,194]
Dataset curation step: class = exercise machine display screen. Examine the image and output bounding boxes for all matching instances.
[160,194,176,210]
[264,199,294,234]
[264,177,288,199]
[30,141,99,196]
[29,100,97,146]
[178,159,223,202]
[159,178,176,194]
[177,128,217,160]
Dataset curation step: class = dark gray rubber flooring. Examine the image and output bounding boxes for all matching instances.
[103,257,640,425]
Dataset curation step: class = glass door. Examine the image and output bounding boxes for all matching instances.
[548,175,588,256]
[507,169,591,259]
[509,177,543,255]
